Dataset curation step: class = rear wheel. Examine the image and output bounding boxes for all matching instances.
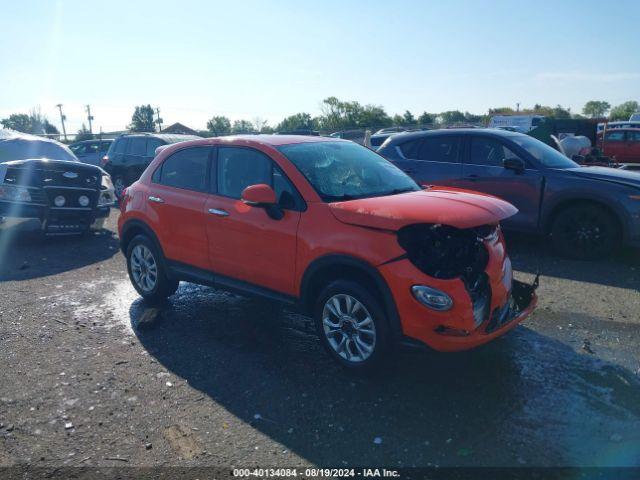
[126,235,178,302]
[314,280,389,371]
[551,204,619,260]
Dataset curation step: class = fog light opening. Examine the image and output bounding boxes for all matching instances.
[411,285,453,311]
[78,195,90,207]
[54,195,66,207]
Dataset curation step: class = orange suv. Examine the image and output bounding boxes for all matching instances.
[118,136,537,370]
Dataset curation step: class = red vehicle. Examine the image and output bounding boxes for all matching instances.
[118,136,537,370]
[598,128,640,164]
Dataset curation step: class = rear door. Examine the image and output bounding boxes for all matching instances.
[146,146,213,270]
[459,136,543,230]
[392,135,463,186]
[602,130,627,161]
[204,146,302,296]
[626,131,640,163]
[125,137,148,183]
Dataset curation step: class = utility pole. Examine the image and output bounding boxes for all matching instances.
[86,105,94,134]
[56,104,67,142]
[516,103,520,112]
[155,107,163,132]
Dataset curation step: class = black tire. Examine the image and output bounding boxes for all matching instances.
[551,204,619,260]
[126,234,179,302]
[313,280,389,371]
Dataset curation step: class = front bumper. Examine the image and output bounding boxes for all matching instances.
[0,200,110,233]
[378,242,537,352]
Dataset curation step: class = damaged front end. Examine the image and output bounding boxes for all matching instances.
[396,222,537,339]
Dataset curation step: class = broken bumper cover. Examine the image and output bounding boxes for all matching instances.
[379,259,537,352]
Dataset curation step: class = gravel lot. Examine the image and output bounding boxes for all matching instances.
[1,211,639,470]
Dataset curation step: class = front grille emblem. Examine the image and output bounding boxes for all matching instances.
[63,171,79,179]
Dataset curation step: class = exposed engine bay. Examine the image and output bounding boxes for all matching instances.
[396,223,493,281]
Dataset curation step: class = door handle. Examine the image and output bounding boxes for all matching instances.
[148,195,164,203]
[208,208,229,217]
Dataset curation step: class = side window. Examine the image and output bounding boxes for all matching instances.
[469,137,520,167]
[158,147,210,192]
[399,139,421,158]
[273,165,303,210]
[114,138,127,154]
[127,138,147,156]
[99,142,111,152]
[146,139,163,157]
[217,147,272,199]
[70,144,86,154]
[605,131,625,141]
[416,137,460,162]
[86,142,99,154]
[628,131,640,142]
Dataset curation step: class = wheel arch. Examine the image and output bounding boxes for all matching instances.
[299,254,403,339]
[119,219,165,259]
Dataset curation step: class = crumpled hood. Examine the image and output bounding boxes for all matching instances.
[565,166,640,190]
[329,188,518,231]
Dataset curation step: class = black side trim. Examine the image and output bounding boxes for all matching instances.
[165,260,298,306]
[299,254,403,339]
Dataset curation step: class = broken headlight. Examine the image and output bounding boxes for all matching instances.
[0,185,32,202]
[397,223,489,280]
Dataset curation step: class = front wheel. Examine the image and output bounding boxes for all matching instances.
[314,280,389,371]
[126,235,179,302]
[551,205,619,260]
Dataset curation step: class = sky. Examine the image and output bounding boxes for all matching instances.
[1,0,639,133]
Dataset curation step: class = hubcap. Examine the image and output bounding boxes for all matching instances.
[130,244,158,292]
[558,212,608,256]
[322,294,376,363]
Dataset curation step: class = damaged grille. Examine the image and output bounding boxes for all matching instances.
[397,223,491,280]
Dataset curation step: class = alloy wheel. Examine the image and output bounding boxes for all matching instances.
[322,293,376,363]
[130,244,158,292]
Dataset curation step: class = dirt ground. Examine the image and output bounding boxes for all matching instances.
[1,211,639,472]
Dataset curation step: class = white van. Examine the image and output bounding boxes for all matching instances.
[488,115,546,132]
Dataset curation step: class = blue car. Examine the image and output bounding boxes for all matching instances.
[377,128,640,259]
[69,139,113,166]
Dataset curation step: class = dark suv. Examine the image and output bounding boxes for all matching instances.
[378,129,640,259]
[102,133,200,196]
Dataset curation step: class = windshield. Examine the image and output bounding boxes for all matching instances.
[278,141,420,202]
[510,135,579,169]
[0,139,78,163]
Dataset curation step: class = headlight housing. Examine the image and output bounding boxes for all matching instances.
[411,285,453,311]
[98,174,115,206]
[0,185,32,202]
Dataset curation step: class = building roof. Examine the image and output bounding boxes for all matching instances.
[162,122,199,136]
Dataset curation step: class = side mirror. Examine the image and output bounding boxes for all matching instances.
[241,184,277,206]
[572,155,585,164]
[241,184,284,220]
[503,157,525,173]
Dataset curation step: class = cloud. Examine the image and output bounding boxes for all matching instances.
[534,72,640,82]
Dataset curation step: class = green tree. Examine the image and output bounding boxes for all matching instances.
[1,113,32,132]
[438,110,465,124]
[1,109,59,135]
[609,101,639,121]
[464,111,483,123]
[75,123,93,142]
[276,113,315,132]
[231,120,254,134]
[582,100,611,118]
[418,112,435,125]
[402,110,416,125]
[552,104,571,119]
[206,116,231,136]
[318,97,391,130]
[392,114,404,126]
[129,105,156,132]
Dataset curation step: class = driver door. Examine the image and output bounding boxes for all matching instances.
[459,136,542,231]
[204,146,302,296]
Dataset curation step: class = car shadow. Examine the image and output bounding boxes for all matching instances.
[0,219,120,281]
[130,284,640,467]
[503,231,640,290]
